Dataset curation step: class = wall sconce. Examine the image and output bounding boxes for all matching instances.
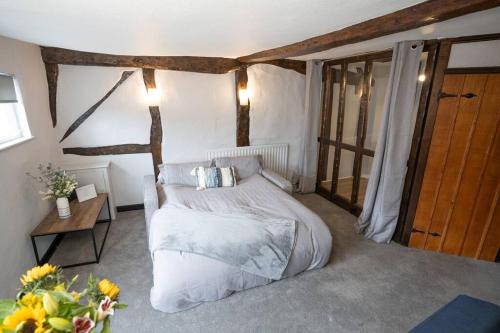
[418,74,426,82]
[238,88,249,106]
[146,87,161,106]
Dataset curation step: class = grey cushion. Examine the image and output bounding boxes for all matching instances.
[213,155,262,180]
[158,161,211,186]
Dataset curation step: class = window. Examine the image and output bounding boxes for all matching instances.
[0,73,32,150]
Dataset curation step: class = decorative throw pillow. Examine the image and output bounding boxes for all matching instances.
[157,161,211,186]
[213,155,262,180]
[191,166,236,190]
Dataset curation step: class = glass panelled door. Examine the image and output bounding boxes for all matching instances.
[316,51,392,215]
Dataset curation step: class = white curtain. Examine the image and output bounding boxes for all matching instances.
[298,60,323,193]
[356,41,424,243]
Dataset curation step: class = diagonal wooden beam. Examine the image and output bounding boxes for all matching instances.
[238,0,500,62]
[59,71,134,142]
[62,144,151,156]
[44,63,58,127]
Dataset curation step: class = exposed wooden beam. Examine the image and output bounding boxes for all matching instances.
[41,46,242,74]
[249,59,306,75]
[142,68,163,178]
[44,63,58,127]
[142,68,156,90]
[149,106,163,178]
[62,144,151,156]
[60,71,135,142]
[238,0,500,62]
[235,67,250,147]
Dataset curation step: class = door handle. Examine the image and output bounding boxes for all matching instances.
[438,91,458,99]
[461,93,477,99]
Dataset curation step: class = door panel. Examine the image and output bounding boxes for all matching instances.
[410,73,500,261]
[409,74,465,248]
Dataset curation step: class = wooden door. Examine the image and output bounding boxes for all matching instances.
[409,73,500,261]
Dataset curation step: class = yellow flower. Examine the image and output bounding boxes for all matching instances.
[3,304,46,331]
[20,292,43,307]
[54,283,65,292]
[98,279,120,300]
[20,264,58,286]
[71,291,81,302]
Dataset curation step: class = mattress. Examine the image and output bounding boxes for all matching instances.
[149,174,332,312]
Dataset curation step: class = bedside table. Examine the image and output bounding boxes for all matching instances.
[30,193,112,268]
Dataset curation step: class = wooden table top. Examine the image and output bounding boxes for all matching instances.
[31,193,108,236]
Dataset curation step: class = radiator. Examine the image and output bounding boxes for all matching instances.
[206,143,289,177]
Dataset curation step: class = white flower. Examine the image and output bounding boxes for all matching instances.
[97,296,116,321]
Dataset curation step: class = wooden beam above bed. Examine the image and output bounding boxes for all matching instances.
[238,0,500,62]
[41,46,242,74]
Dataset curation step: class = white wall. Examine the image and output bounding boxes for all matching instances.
[57,64,304,204]
[448,40,500,68]
[248,64,305,180]
[0,36,60,297]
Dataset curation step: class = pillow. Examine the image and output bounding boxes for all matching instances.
[213,155,262,180]
[191,166,236,190]
[157,161,211,186]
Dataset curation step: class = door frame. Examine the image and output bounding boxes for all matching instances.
[393,33,500,245]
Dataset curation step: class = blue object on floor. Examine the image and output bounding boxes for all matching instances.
[410,295,500,333]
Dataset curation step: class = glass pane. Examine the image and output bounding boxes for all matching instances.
[365,60,391,150]
[318,144,336,193]
[336,149,355,201]
[0,103,22,143]
[357,155,373,205]
[411,52,428,138]
[342,61,365,145]
[329,65,341,140]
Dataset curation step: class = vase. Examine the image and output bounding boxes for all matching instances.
[56,197,71,219]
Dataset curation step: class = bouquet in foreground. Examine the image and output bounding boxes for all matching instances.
[0,264,126,333]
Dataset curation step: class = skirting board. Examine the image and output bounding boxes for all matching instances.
[116,204,144,212]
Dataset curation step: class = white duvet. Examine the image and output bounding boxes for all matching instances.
[149,174,332,313]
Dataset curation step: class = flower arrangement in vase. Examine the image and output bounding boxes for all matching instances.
[0,264,126,333]
[27,164,78,219]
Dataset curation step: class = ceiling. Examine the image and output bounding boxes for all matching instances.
[0,0,426,57]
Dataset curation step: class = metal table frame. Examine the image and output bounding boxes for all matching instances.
[30,196,112,269]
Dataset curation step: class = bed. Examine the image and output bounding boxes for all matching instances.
[143,158,332,313]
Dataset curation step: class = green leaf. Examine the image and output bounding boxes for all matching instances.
[114,303,128,310]
[0,299,16,322]
[100,317,111,333]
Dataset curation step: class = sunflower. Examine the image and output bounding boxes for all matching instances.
[98,279,120,300]
[20,264,58,286]
[20,292,43,308]
[2,305,46,333]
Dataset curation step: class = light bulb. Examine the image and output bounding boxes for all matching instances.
[418,74,426,82]
[239,88,249,106]
[146,88,160,106]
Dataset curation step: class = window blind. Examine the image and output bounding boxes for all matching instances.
[0,74,17,103]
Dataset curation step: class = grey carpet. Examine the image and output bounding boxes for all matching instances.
[50,194,500,333]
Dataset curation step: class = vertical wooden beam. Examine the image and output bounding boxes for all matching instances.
[235,67,250,147]
[149,106,163,178]
[316,65,333,188]
[396,41,452,245]
[44,62,58,127]
[351,61,373,205]
[142,68,163,178]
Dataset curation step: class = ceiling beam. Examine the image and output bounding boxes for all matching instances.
[238,0,500,62]
[41,46,242,74]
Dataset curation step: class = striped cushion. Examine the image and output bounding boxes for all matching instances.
[191,167,236,190]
